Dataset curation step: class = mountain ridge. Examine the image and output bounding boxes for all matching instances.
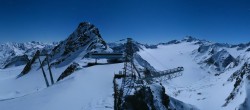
[0,22,250,110]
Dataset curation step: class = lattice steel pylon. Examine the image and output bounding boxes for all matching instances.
[114,38,140,110]
[113,38,184,110]
[121,38,137,96]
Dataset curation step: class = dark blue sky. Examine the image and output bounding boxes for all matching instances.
[0,0,250,44]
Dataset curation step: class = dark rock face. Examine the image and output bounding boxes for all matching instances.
[57,62,80,82]
[205,49,237,71]
[231,42,250,50]
[197,43,231,54]
[3,55,29,68]
[198,45,211,53]
[108,41,141,53]
[122,85,171,110]
[0,42,55,69]
[48,22,107,67]
[158,40,181,45]
[161,86,170,109]
[198,44,227,54]
[124,86,156,110]
[225,63,250,107]
[17,50,40,78]
[144,44,158,49]
[121,84,197,110]
[246,48,250,52]
[108,43,125,53]
[223,55,237,67]
[182,36,198,42]
[17,22,107,78]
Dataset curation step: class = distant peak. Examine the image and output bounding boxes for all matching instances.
[182,36,198,42]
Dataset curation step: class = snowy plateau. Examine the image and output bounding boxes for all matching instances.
[0,22,250,110]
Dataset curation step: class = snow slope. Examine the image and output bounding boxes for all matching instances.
[0,38,200,110]
[138,39,249,110]
[0,22,130,110]
[0,61,123,110]
[1,24,250,110]
[1,38,249,110]
[139,42,206,86]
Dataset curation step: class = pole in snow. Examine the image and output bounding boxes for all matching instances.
[38,56,49,87]
[46,54,54,85]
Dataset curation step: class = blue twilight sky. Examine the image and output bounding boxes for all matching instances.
[0,0,250,44]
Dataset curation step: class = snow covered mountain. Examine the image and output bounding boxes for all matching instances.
[17,22,109,78]
[138,36,250,110]
[0,42,56,69]
[1,22,250,110]
[45,22,108,68]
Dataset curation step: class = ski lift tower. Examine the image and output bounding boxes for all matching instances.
[113,38,184,110]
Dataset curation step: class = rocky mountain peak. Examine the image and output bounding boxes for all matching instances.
[0,42,55,69]
[182,36,199,42]
[47,22,107,67]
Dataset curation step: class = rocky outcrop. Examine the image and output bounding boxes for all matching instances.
[47,22,107,67]
[122,84,197,110]
[205,49,237,71]
[57,62,81,82]
[16,22,108,78]
[17,50,40,78]
[224,63,250,107]
[123,86,156,110]
[0,42,55,69]
[2,55,29,68]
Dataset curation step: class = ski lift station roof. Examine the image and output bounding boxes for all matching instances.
[89,53,124,59]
